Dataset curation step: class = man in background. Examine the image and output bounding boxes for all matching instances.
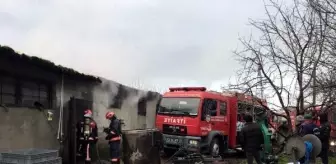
[240,114,264,164]
[236,114,245,132]
[317,112,331,164]
[298,113,319,164]
[295,115,304,134]
[299,113,318,136]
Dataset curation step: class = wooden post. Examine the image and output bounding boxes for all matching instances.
[122,129,162,164]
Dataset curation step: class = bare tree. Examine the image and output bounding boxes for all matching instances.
[308,0,336,68]
[308,0,336,28]
[312,69,336,112]
[307,0,336,112]
[226,0,330,132]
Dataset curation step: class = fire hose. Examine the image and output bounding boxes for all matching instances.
[164,146,206,164]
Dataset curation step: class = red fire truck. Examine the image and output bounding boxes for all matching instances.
[155,87,268,156]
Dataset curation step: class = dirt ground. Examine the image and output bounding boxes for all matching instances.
[95,155,336,164]
[161,158,246,164]
[161,155,336,164]
[160,154,247,164]
[92,151,336,164]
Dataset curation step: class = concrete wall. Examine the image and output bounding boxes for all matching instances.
[93,78,161,130]
[92,78,161,161]
[0,77,161,154]
[0,79,92,152]
[0,107,59,152]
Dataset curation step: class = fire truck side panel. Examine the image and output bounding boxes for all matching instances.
[228,97,238,148]
[207,96,232,136]
[290,111,296,131]
[198,94,231,148]
[200,95,233,150]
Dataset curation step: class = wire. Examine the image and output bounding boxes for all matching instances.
[57,74,65,142]
[60,74,64,141]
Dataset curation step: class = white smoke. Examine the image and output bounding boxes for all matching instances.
[99,77,122,106]
[93,77,161,130]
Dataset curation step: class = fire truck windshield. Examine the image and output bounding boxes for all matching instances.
[157,97,200,116]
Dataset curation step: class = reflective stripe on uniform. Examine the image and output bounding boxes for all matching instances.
[110,136,121,141]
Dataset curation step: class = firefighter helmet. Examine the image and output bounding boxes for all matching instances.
[84,109,93,118]
[105,111,115,119]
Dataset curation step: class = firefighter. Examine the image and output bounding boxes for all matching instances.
[76,109,98,163]
[105,111,122,164]
[317,112,331,164]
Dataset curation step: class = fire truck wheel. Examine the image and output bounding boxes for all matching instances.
[210,138,220,157]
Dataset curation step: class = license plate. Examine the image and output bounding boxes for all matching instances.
[166,137,180,144]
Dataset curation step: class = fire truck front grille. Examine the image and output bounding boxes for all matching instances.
[162,124,187,135]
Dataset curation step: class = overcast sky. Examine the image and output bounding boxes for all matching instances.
[0,0,266,93]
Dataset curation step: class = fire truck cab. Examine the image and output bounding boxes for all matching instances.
[155,87,268,156]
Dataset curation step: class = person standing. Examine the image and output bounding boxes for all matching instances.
[76,109,98,163]
[237,114,245,132]
[299,113,319,136]
[295,115,304,133]
[240,114,264,164]
[317,112,331,164]
[105,111,122,164]
[298,113,319,164]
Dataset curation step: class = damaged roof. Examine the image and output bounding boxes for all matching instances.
[0,45,101,83]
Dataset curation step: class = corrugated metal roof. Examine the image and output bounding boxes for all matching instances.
[0,45,101,83]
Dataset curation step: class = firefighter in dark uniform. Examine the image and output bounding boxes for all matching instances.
[76,109,98,163]
[105,111,122,164]
[317,112,331,164]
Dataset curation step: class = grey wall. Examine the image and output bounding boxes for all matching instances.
[92,78,161,130]
[0,107,59,152]
[0,79,93,152]
[0,77,161,154]
[92,78,161,161]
